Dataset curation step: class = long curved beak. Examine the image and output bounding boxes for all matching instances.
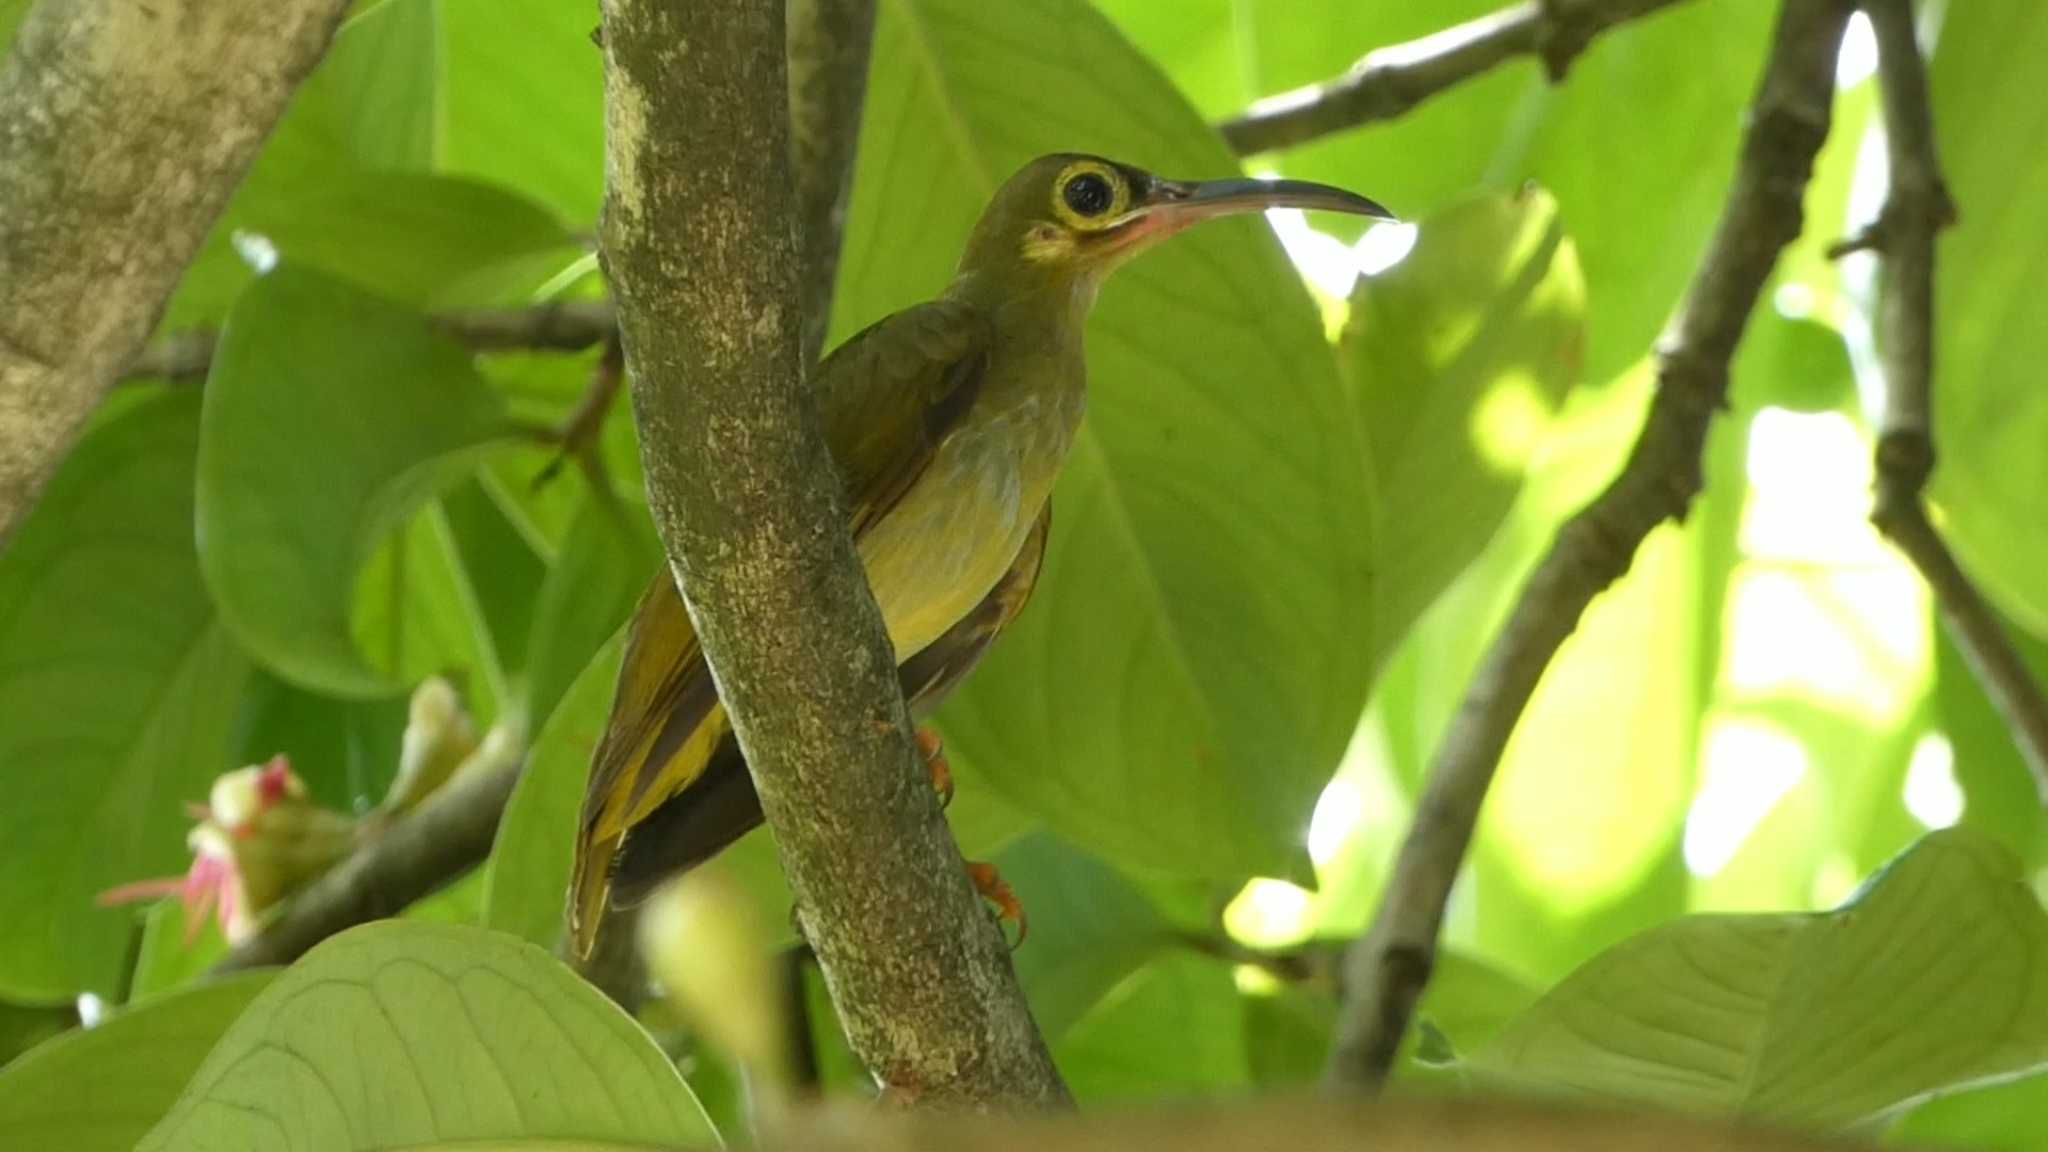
[1103,175,1393,258]
[1147,176,1396,225]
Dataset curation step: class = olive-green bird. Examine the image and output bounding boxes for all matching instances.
[570,153,1391,958]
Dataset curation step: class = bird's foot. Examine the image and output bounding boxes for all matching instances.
[965,861,1027,949]
[916,726,953,809]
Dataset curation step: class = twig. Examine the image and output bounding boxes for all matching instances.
[1854,0,2048,799]
[1218,0,1694,155]
[782,945,824,1094]
[787,0,877,367]
[211,756,521,972]
[0,0,351,549]
[1325,0,1855,1092]
[761,1094,1904,1152]
[1173,931,1342,991]
[596,0,1067,1107]
[125,299,618,384]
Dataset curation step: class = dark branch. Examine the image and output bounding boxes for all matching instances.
[787,0,878,367]
[1325,0,1855,1092]
[596,0,1066,1106]
[125,299,618,384]
[1217,0,1694,156]
[0,0,351,547]
[212,755,521,972]
[1855,0,2048,800]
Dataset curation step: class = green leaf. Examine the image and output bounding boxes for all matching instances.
[1088,0,1249,122]
[1211,0,1773,379]
[138,922,713,1151]
[1733,313,1857,416]
[350,499,508,721]
[163,0,584,326]
[127,901,228,1003]
[438,478,551,701]
[1892,1068,2048,1151]
[0,392,251,999]
[198,267,514,697]
[1243,985,1334,1088]
[523,501,661,728]
[440,0,607,224]
[0,975,271,1152]
[1937,621,2048,861]
[483,637,622,949]
[857,0,1378,883]
[1513,0,1774,380]
[0,1001,74,1070]
[1345,187,1586,657]
[1474,829,2048,1128]
[999,833,1166,1038]
[1922,0,2048,637]
[404,868,487,924]
[1056,952,1248,1102]
[1265,4,1527,236]
[227,672,413,813]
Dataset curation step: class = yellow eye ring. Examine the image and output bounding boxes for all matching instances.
[1050,161,1128,230]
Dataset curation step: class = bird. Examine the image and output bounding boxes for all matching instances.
[569,153,1391,959]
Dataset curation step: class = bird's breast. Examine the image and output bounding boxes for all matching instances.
[857,377,1083,662]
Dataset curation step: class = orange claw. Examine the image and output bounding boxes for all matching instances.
[965,861,1027,949]
[916,726,953,809]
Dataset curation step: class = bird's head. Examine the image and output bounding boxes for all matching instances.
[956,153,1393,297]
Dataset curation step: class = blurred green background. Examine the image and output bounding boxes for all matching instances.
[4,0,2048,1148]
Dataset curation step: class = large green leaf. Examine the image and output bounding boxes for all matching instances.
[1512,0,1774,380]
[163,1,583,328]
[1345,187,1585,658]
[0,392,251,999]
[350,499,509,721]
[1000,833,1166,1039]
[0,976,270,1152]
[1087,0,1248,122]
[198,267,515,697]
[522,501,661,728]
[1056,952,1248,1102]
[854,0,1377,883]
[1475,829,2048,1128]
[482,636,623,949]
[138,922,713,1151]
[1922,0,2048,636]
[440,0,607,224]
[1154,0,1769,379]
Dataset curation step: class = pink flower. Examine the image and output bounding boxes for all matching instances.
[99,756,356,946]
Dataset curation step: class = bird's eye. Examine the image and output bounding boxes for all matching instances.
[1062,172,1115,218]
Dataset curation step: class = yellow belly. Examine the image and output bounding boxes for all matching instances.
[856,396,1064,661]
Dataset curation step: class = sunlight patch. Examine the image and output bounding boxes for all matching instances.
[1684,719,1809,877]
[1904,731,1964,830]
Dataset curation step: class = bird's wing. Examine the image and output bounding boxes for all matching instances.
[818,296,994,536]
[568,298,991,958]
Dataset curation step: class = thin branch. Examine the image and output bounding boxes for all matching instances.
[1326,0,1855,1093]
[1173,931,1342,991]
[787,0,878,367]
[1855,0,2048,799]
[212,756,521,973]
[760,1095,1903,1152]
[596,0,1067,1107]
[1217,0,1694,156]
[0,0,351,549]
[125,299,618,384]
